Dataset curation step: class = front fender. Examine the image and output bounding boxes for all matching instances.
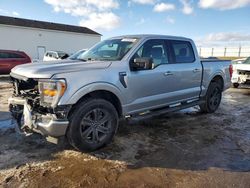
[58,82,125,105]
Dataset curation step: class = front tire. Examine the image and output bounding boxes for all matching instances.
[67,98,119,152]
[199,82,222,113]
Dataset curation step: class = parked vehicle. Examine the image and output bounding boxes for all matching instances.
[231,57,250,88]
[0,50,31,74]
[68,49,87,60]
[43,51,69,61]
[9,35,232,151]
[232,57,247,65]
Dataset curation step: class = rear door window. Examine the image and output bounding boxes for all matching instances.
[170,40,195,63]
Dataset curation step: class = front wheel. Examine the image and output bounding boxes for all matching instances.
[199,82,222,113]
[67,98,119,152]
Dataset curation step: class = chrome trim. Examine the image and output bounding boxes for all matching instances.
[35,120,69,137]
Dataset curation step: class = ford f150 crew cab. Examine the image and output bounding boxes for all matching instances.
[9,35,232,151]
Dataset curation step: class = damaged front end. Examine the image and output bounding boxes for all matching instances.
[236,70,250,84]
[8,73,71,142]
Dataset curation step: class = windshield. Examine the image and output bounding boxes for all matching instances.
[77,38,139,61]
[69,50,86,60]
[243,57,250,64]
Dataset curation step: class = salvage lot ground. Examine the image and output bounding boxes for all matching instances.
[0,76,250,187]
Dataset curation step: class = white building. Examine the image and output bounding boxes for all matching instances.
[0,16,101,60]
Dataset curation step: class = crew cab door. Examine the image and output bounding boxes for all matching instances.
[124,39,202,114]
[166,40,202,102]
[124,39,176,113]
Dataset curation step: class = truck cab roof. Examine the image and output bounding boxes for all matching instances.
[110,34,191,41]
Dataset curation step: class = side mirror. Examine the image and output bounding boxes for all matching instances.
[131,57,153,70]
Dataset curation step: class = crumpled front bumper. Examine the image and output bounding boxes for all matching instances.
[232,74,250,84]
[8,97,69,137]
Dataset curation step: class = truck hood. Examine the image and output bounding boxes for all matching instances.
[233,64,250,71]
[11,60,112,80]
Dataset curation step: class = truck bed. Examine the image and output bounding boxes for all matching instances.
[200,59,231,97]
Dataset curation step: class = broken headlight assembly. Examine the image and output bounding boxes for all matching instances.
[38,79,66,107]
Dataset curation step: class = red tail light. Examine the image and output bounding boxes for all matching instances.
[229,64,233,78]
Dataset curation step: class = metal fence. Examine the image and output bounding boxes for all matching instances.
[198,46,250,58]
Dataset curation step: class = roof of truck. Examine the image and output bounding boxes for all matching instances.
[110,34,191,41]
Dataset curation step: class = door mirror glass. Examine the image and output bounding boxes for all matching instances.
[132,57,153,70]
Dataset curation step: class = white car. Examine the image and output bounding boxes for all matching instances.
[43,51,69,61]
[232,57,247,65]
[231,57,250,88]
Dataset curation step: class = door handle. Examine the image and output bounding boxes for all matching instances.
[193,68,201,73]
[164,71,173,76]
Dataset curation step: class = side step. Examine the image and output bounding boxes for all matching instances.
[127,100,204,123]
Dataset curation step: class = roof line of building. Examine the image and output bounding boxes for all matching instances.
[0,15,101,36]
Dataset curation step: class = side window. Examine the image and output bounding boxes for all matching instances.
[52,53,57,58]
[45,52,51,57]
[171,40,195,63]
[132,39,169,68]
[8,53,25,59]
[0,52,8,59]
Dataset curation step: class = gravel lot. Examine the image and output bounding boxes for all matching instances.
[0,76,250,187]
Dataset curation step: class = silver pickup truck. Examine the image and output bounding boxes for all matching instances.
[9,35,232,151]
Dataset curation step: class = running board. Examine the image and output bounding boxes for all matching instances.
[127,100,204,123]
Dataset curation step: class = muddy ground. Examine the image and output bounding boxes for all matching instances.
[0,76,250,188]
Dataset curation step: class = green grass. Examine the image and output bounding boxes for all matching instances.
[216,57,246,60]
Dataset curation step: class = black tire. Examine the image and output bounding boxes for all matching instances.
[199,82,222,113]
[233,83,239,88]
[67,98,119,152]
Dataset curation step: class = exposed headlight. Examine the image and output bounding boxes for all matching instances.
[38,79,66,107]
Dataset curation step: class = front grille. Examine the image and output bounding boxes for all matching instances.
[11,77,38,95]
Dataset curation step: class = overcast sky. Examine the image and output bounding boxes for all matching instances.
[0,0,250,47]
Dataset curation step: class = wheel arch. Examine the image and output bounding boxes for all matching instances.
[201,72,225,98]
[66,83,124,118]
[210,75,224,90]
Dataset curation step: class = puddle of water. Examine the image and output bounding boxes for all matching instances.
[0,119,15,131]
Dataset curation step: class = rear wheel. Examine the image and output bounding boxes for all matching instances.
[199,82,222,113]
[67,98,118,152]
[233,83,239,88]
